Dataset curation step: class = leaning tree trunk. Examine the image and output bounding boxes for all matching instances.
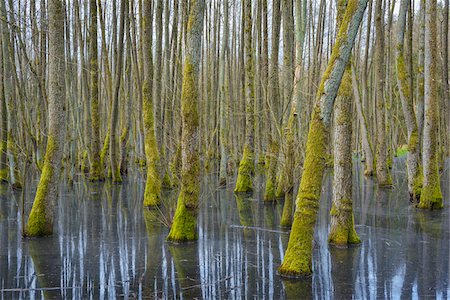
[167,0,205,242]
[234,0,255,194]
[26,0,66,237]
[418,0,443,210]
[328,0,361,247]
[374,0,392,187]
[142,0,161,207]
[395,0,421,201]
[278,0,368,277]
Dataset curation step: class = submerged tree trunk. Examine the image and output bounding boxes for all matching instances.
[142,0,161,207]
[26,0,66,237]
[374,0,392,187]
[395,0,421,201]
[418,0,443,210]
[167,0,205,242]
[279,0,368,277]
[328,0,361,247]
[234,0,255,194]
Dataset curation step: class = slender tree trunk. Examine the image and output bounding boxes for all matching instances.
[142,0,161,207]
[280,0,306,228]
[234,0,255,193]
[264,0,281,201]
[26,0,66,237]
[89,0,103,181]
[395,0,421,201]
[167,0,205,242]
[109,0,127,183]
[328,0,361,247]
[279,0,368,277]
[219,0,230,186]
[0,27,7,183]
[351,65,374,176]
[418,0,443,209]
[374,0,392,186]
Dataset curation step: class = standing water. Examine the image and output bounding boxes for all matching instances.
[1,159,449,299]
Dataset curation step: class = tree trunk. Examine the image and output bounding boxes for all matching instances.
[374,0,392,186]
[109,0,127,183]
[418,0,443,209]
[142,0,161,207]
[89,0,103,181]
[328,0,361,247]
[264,0,281,201]
[279,0,368,277]
[26,0,66,237]
[167,0,205,242]
[234,0,255,194]
[219,0,230,186]
[395,0,421,201]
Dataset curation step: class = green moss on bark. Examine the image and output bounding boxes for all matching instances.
[25,136,57,237]
[167,194,198,242]
[278,109,327,277]
[234,145,254,193]
[418,168,443,209]
[328,199,361,246]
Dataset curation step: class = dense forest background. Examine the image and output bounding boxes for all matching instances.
[0,0,448,278]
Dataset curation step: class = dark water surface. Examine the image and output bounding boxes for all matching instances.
[1,159,449,299]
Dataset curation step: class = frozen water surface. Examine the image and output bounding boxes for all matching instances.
[0,159,449,299]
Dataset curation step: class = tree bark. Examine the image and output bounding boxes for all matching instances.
[142,0,161,207]
[374,0,392,186]
[26,0,66,237]
[418,0,443,209]
[234,0,255,194]
[279,0,368,277]
[395,0,421,201]
[328,0,361,247]
[167,0,205,242]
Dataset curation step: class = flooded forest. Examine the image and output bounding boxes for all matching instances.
[0,0,449,299]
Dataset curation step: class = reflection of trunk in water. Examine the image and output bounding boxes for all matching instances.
[29,238,62,298]
[168,243,202,299]
[234,194,254,239]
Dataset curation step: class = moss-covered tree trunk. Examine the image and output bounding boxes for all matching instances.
[278,0,368,277]
[167,0,205,242]
[328,0,361,247]
[280,0,306,228]
[374,0,392,187]
[0,34,7,183]
[26,0,66,237]
[109,0,127,183]
[418,0,443,210]
[264,0,281,201]
[89,0,103,181]
[142,0,161,207]
[218,0,230,186]
[234,0,255,194]
[395,0,421,201]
